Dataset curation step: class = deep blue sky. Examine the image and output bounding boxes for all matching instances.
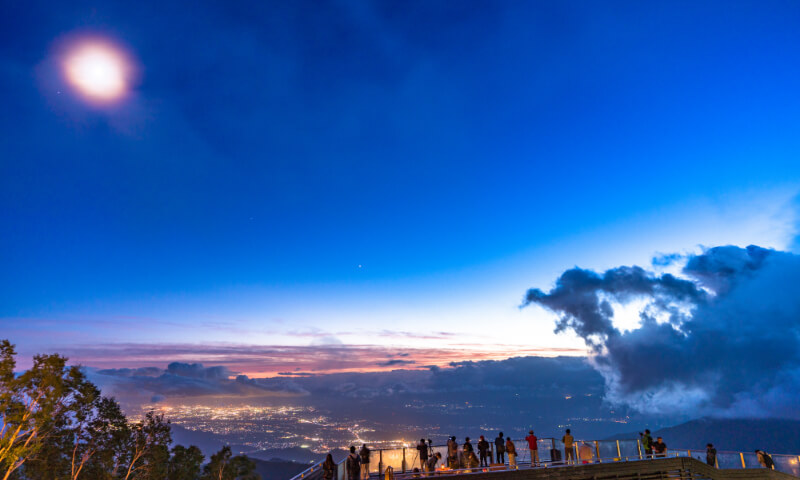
[1,1,799,372]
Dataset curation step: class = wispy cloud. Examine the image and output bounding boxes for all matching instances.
[55,342,586,376]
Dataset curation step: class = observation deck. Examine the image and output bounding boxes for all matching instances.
[289,436,800,480]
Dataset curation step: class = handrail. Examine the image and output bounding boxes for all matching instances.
[288,460,325,480]
[335,437,800,478]
[286,436,800,480]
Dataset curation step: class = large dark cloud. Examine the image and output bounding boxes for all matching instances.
[88,363,309,408]
[524,245,800,418]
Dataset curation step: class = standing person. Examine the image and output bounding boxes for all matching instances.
[417,439,429,472]
[494,432,505,464]
[505,437,517,468]
[462,437,473,469]
[653,437,667,458]
[346,446,361,480]
[756,450,774,469]
[706,444,717,467]
[359,444,371,480]
[477,435,490,467]
[447,436,459,469]
[640,430,653,457]
[323,454,336,480]
[525,430,539,466]
[562,429,575,465]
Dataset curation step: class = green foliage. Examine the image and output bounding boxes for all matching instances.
[202,446,260,480]
[0,340,86,480]
[169,445,205,480]
[0,340,223,480]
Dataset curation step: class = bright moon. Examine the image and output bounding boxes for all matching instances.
[64,43,128,101]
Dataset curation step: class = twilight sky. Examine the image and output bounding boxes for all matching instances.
[2,1,800,377]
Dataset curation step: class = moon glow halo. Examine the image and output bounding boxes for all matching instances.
[64,42,129,102]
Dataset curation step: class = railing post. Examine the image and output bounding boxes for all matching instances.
[740,452,746,469]
[595,441,601,463]
[379,450,383,476]
[402,448,407,474]
[637,439,642,460]
[574,444,578,464]
[616,440,621,459]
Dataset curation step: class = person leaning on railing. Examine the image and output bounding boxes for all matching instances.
[756,450,775,469]
[652,437,667,458]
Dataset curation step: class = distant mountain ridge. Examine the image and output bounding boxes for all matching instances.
[251,458,308,480]
[607,418,800,454]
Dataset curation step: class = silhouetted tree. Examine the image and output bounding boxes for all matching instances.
[0,340,86,480]
[119,411,172,480]
[202,445,259,480]
[0,340,216,480]
[168,445,205,480]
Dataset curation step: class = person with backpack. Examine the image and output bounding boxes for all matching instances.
[477,435,490,467]
[494,432,505,464]
[359,444,371,480]
[323,454,336,480]
[756,450,774,469]
[346,446,361,480]
[640,430,654,457]
[562,429,575,464]
[505,437,517,467]
[417,439,429,471]
[706,444,717,467]
[525,430,539,466]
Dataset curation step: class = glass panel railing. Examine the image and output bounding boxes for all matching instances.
[597,440,618,460]
[361,441,800,478]
[773,455,800,477]
[537,438,553,463]
[379,448,405,473]
[716,452,744,469]
[742,452,761,468]
[618,439,639,459]
[689,450,707,464]
[511,440,528,466]
[406,447,423,472]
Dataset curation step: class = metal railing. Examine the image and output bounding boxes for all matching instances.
[289,437,800,480]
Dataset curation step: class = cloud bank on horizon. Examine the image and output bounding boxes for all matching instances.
[88,355,605,410]
[524,244,800,419]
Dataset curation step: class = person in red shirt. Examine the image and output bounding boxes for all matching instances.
[525,430,539,466]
